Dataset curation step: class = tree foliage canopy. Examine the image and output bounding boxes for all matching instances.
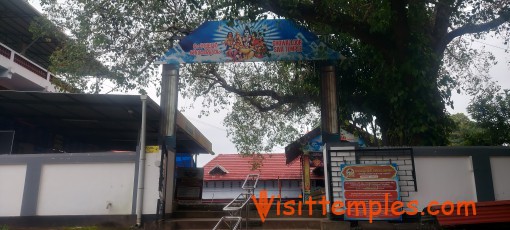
[448,113,489,145]
[38,0,510,151]
[467,87,510,145]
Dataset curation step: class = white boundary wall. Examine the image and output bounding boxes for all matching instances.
[325,145,510,213]
[0,165,27,216]
[0,151,161,217]
[36,163,136,215]
[407,156,477,210]
[490,156,510,201]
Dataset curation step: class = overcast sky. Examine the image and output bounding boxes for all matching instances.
[28,0,509,166]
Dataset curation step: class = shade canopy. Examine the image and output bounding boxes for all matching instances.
[0,91,212,154]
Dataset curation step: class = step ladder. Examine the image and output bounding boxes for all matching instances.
[212,174,259,230]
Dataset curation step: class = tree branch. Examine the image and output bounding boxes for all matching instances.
[390,0,410,58]
[436,9,510,54]
[243,0,393,57]
[196,66,312,112]
[431,0,455,53]
[202,82,218,95]
[155,25,192,35]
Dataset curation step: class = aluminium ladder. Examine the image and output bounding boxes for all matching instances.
[212,174,259,230]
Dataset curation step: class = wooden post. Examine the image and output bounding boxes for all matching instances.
[320,65,338,137]
[303,151,311,201]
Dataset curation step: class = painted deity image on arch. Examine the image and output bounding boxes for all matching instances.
[158,20,341,64]
[224,25,270,61]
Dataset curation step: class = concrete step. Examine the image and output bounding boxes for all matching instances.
[176,202,326,211]
[172,210,225,218]
[172,209,327,219]
[177,203,227,211]
[167,217,326,230]
[175,202,326,217]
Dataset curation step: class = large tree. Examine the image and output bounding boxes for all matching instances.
[448,86,510,146]
[38,0,510,151]
[448,113,489,145]
[468,87,510,145]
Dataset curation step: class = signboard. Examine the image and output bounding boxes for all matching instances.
[340,164,401,221]
[309,152,324,167]
[339,128,367,147]
[340,129,357,142]
[145,145,160,153]
[303,129,363,154]
[157,20,341,64]
[304,134,323,152]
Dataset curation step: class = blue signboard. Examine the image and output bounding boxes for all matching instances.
[304,134,323,152]
[157,20,341,64]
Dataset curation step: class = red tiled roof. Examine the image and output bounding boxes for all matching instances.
[203,153,322,181]
[431,200,510,226]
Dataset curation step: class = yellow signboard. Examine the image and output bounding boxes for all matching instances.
[145,146,160,153]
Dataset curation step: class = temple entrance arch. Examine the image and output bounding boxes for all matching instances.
[155,19,341,216]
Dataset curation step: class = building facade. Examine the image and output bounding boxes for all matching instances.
[0,1,214,227]
[202,154,324,201]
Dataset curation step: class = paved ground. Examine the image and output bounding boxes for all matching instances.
[2,221,424,230]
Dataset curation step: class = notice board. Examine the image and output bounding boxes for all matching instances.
[340,164,402,221]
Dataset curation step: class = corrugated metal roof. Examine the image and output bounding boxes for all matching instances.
[203,153,323,181]
[431,200,510,226]
[0,90,212,154]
